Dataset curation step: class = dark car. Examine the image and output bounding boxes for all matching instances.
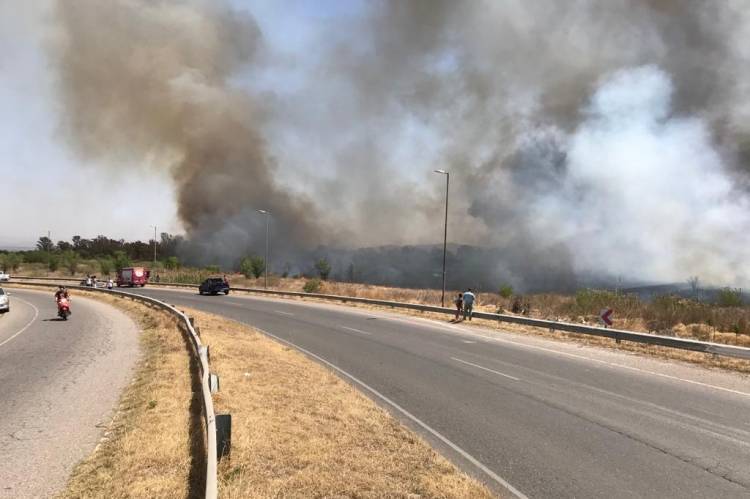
[199,277,230,296]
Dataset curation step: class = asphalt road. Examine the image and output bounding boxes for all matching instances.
[131,287,750,499]
[0,288,139,499]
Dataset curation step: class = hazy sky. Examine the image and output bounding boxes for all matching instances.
[0,0,359,248]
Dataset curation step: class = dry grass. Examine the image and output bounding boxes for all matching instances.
[184,307,497,499]
[50,291,203,499]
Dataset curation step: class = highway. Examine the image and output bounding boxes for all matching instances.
[0,288,139,499]
[130,286,750,498]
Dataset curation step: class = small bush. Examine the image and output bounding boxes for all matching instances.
[303,278,322,294]
[314,258,331,280]
[164,256,180,270]
[113,251,131,270]
[499,284,514,299]
[48,254,60,272]
[98,258,113,275]
[204,264,220,273]
[240,256,265,278]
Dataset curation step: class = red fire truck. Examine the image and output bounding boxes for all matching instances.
[116,267,151,287]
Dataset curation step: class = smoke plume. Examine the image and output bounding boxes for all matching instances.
[51,0,750,290]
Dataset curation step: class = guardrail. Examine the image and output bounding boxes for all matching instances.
[10,275,750,361]
[8,280,221,499]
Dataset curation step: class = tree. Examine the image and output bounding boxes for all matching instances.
[61,250,79,276]
[36,236,55,252]
[314,257,331,281]
[241,256,265,278]
[57,241,73,251]
[113,250,131,270]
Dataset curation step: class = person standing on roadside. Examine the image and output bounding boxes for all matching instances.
[462,288,476,321]
[107,278,114,290]
[454,293,463,321]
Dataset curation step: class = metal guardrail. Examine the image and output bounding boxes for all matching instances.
[11,275,750,361]
[8,280,220,499]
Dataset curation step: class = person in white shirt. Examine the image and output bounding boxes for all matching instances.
[462,288,476,321]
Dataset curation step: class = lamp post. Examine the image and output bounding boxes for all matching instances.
[434,170,449,307]
[149,225,157,263]
[257,210,270,289]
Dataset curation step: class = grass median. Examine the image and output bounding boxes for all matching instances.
[184,307,496,498]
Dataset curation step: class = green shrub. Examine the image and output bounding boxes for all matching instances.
[204,264,220,273]
[113,251,131,270]
[499,284,514,299]
[240,256,265,278]
[303,278,322,293]
[61,250,79,275]
[98,258,113,275]
[48,254,60,272]
[164,256,181,270]
[314,258,331,280]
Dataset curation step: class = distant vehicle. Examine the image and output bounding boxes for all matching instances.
[199,277,230,296]
[0,271,10,282]
[0,287,9,313]
[116,267,150,287]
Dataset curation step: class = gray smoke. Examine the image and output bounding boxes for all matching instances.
[50,0,750,290]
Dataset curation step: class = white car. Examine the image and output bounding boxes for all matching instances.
[0,287,9,313]
[0,272,9,282]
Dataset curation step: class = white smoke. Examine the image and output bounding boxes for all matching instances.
[529,66,750,285]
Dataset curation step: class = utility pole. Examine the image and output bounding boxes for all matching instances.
[434,170,449,307]
[150,225,157,263]
[257,210,271,289]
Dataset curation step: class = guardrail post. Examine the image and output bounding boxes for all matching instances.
[216,414,232,460]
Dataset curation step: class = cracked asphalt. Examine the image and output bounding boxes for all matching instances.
[0,288,139,498]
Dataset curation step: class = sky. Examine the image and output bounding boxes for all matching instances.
[0,0,353,248]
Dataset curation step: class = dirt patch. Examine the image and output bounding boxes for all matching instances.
[184,307,497,498]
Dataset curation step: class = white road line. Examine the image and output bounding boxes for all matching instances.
[341,326,372,336]
[254,326,528,499]
[0,297,40,349]
[275,310,295,316]
[452,357,521,381]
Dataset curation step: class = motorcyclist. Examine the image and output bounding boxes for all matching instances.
[54,286,69,301]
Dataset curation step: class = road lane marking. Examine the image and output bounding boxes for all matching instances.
[0,297,40,349]
[341,326,372,336]
[275,310,295,316]
[452,357,520,381]
[253,326,528,499]
[379,315,750,399]
[462,340,477,344]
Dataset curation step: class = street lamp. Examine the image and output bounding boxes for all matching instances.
[434,169,449,307]
[149,225,157,263]
[257,210,270,289]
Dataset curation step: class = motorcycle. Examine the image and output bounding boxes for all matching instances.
[57,297,71,320]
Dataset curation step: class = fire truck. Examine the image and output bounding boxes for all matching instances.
[116,267,151,287]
